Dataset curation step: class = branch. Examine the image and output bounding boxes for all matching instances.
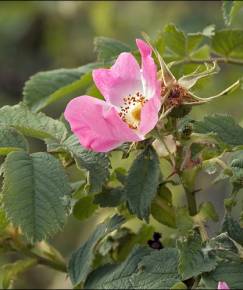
[23,250,67,273]
[6,231,67,273]
[171,56,243,67]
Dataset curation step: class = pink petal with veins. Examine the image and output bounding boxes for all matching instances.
[64,96,140,152]
[136,38,160,98]
[93,53,142,106]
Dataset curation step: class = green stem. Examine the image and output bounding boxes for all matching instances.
[38,257,67,273]
[185,189,197,216]
[23,250,67,273]
[8,233,67,273]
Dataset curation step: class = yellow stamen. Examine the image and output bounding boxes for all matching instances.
[131,104,142,121]
[119,91,147,129]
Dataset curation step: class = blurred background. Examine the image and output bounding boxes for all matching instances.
[0,1,242,289]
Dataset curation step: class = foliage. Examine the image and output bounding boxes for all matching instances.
[0,3,243,289]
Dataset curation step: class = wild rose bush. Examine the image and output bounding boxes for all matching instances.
[0,3,243,289]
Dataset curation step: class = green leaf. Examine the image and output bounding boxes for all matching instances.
[23,63,97,112]
[187,34,203,53]
[111,225,154,263]
[0,259,37,289]
[47,135,110,193]
[190,44,210,60]
[194,114,243,147]
[73,195,98,221]
[151,185,176,228]
[68,214,125,286]
[2,151,71,242]
[230,157,243,189]
[202,261,243,289]
[222,213,243,246]
[176,208,194,232]
[207,233,241,262]
[177,231,217,280]
[94,37,131,63]
[84,246,151,289]
[197,202,219,222]
[161,24,211,59]
[130,248,181,289]
[0,207,8,233]
[222,1,243,26]
[0,127,28,155]
[163,24,186,57]
[212,29,243,59]
[94,187,125,207]
[0,104,67,142]
[125,146,161,221]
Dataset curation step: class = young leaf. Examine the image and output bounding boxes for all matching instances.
[187,33,203,53]
[2,151,71,242]
[0,127,28,155]
[163,24,186,57]
[194,114,243,147]
[212,29,243,59]
[73,195,98,221]
[177,231,217,280]
[125,146,161,221]
[0,104,68,142]
[94,37,131,63]
[23,63,97,112]
[130,248,181,289]
[47,134,110,193]
[68,214,125,287]
[84,246,151,289]
[160,24,211,59]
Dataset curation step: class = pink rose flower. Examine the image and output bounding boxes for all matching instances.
[64,39,161,152]
[218,281,230,290]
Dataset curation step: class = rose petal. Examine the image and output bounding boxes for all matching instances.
[138,94,161,135]
[136,39,160,98]
[64,96,141,152]
[93,53,142,107]
[218,281,230,290]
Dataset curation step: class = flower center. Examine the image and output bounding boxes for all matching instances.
[119,92,147,129]
[166,84,189,107]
